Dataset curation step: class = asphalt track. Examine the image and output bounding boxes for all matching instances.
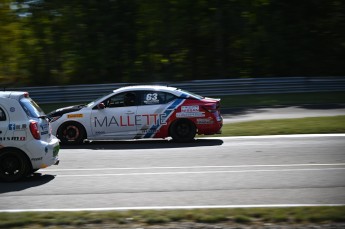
[1,134,344,212]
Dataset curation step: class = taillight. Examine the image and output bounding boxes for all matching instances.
[202,104,218,113]
[30,121,41,140]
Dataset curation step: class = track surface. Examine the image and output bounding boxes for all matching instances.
[1,135,345,212]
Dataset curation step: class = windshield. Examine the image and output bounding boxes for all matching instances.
[177,89,204,99]
[19,98,46,118]
[87,93,111,107]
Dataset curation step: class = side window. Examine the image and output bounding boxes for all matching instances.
[141,91,176,105]
[103,92,137,108]
[0,107,6,121]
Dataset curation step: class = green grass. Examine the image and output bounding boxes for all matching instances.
[219,115,345,137]
[0,207,344,228]
[39,91,345,113]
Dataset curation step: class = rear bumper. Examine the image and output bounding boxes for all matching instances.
[196,116,223,135]
[25,136,60,169]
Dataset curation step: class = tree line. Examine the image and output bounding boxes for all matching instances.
[0,0,344,86]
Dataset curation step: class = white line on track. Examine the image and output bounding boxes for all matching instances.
[1,204,345,213]
[46,163,345,172]
[56,167,345,177]
[211,134,345,139]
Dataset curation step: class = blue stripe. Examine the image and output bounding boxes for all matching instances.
[143,98,185,138]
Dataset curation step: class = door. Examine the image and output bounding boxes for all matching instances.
[135,91,177,138]
[90,92,138,139]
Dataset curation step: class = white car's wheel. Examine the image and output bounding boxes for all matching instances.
[57,122,86,144]
[0,149,30,182]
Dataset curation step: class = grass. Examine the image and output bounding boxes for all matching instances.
[219,115,345,137]
[0,207,344,228]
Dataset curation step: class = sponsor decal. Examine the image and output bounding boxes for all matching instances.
[40,123,49,135]
[0,136,26,141]
[176,112,205,118]
[31,157,43,161]
[8,124,27,130]
[95,131,105,135]
[177,105,205,118]
[197,118,214,124]
[10,107,15,112]
[94,114,167,127]
[67,114,83,118]
[139,129,159,134]
[181,105,200,112]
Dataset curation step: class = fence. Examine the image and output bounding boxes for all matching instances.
[6,76,345,104]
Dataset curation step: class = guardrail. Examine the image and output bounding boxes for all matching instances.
[6,76,345,104]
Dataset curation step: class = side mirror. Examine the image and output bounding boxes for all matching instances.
[97,103,105,109]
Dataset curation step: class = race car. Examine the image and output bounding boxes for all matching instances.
[48,85,223,144]
[0,91,60,181]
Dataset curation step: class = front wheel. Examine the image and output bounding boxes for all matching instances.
[57,122,86,144]
[0,149,30,182]
[170,119,196,143]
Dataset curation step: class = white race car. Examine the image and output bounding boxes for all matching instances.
[0,91,60,181]
[48,85,223,144]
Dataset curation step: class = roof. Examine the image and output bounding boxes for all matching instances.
[113,85,179,93]
[0,91,28,99]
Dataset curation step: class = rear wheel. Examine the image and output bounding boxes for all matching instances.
[170,119,196,142]
[0,149,30,182]
[57,122,86,144]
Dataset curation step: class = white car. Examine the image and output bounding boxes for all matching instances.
[0,91,60,182]
[48,85,223,144]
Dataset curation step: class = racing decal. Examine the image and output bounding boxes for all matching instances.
[0,136,26,141]
[197,118,214,124]
[176,105,205,118]
[94,114,167,127]
[10,107,15,112]
[8,124,27,130]
[67,114,83,118]
[144,93,160,105]
[31,157,43,161]
[40,123,49,135]
[182,105,199,112]
[141,98,186,138]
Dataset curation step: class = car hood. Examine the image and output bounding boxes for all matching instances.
[48,104,85,117]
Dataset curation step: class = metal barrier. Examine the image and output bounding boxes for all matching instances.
[7,76,345,104]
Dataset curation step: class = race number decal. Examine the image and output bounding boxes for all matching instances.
[144,93,159,104]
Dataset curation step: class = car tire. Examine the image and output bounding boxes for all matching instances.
[0,149,30,182]
[57,122,86,144]
[170,119,196,143]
